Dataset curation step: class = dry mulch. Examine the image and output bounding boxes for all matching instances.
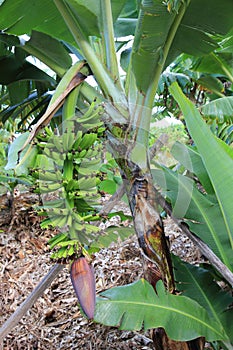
[0,192,202,349]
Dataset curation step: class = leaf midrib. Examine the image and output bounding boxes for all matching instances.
[99,298,224,338]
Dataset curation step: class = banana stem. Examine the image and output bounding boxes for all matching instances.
[53,0,128,112]
[100,0,123,91]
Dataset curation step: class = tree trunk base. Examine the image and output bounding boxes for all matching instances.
[151,328,205,350]
[144,262,206,350]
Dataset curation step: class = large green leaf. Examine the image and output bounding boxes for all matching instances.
[152,167,232,269]
[131,0,177,94]
[7,80,30,105]
[196,75,224,97]
[24,31,72,75]
[0,0,74,45]
[171,142,214,195]
[94,279,228,341]
[192,53,233,81]
[0,0,127,43]
[0,0,99,46]
[0,52,56,86]
[130,0,233,95]
[201,97,233,123]
[5,132,38,175]
[0,30,71,77]
[114,0,139,37]
[170,82,233,252]
[173,256,233,341]
[0,91,50,124]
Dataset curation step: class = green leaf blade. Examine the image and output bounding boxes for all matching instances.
[173,256,233,340]
[171,142,214,194]
[95,279,228,341]
[201,96,233,123]
[152,167,232,269]
[170,82,233,252]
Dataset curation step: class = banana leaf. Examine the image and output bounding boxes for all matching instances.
[0,52,56,86]
[170,82,233,257]
[196,75,224,97]
[130,0,233,94]
[171,142,214,195]
[152,166,232,270]
[192,52,233,80]
[200,96,233,123]
[94,279,228,342]
[173,255,233,342]
[0,0,127,45]
[5,132,38,176]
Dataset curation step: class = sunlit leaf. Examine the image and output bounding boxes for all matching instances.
[170,82,233,254]
[95,279,228,341]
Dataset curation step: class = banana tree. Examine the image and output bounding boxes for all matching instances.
[0,0,233,348]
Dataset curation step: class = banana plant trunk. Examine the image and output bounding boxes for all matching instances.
[108,135,205,350]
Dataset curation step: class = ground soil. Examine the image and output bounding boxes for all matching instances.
[0,191,203,350]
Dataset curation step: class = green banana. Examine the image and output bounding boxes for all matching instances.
[64,179,78,192]
[80,157,101,169]
[82,214,100,221]
[68,131,76,151]
[43,147,52,158]
[62,131,69,152]
[73,220,85,231]
[44,126,53,137]
[37,142,55,149]
[48,232,68,249]
[40,218,53,229]
[79,133,97,150]
[78,99,97,122]
[77,176,97,191]
[63,158,74,182]
[72,211,84,223]
[52,136,64,153]
[78,104,104,124]
[62,130,75,152]
[72,130,83,150]
[38,169,62,182]
[77,149,87,159]
[82,121,103,130]
[46,207,70,216]
[84,147,100,159]
[84,223,100,234]
[68,214,74,227]
[56,239,77,247]
[50,150,66,161]
[56,246,68,259]
[67,245,75,256]
[75,166,98,176]
[48,215,68,228]
[38,181,63,193]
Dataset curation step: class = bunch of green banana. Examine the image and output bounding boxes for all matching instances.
[32,96,109,260]
[77,102,104,130]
